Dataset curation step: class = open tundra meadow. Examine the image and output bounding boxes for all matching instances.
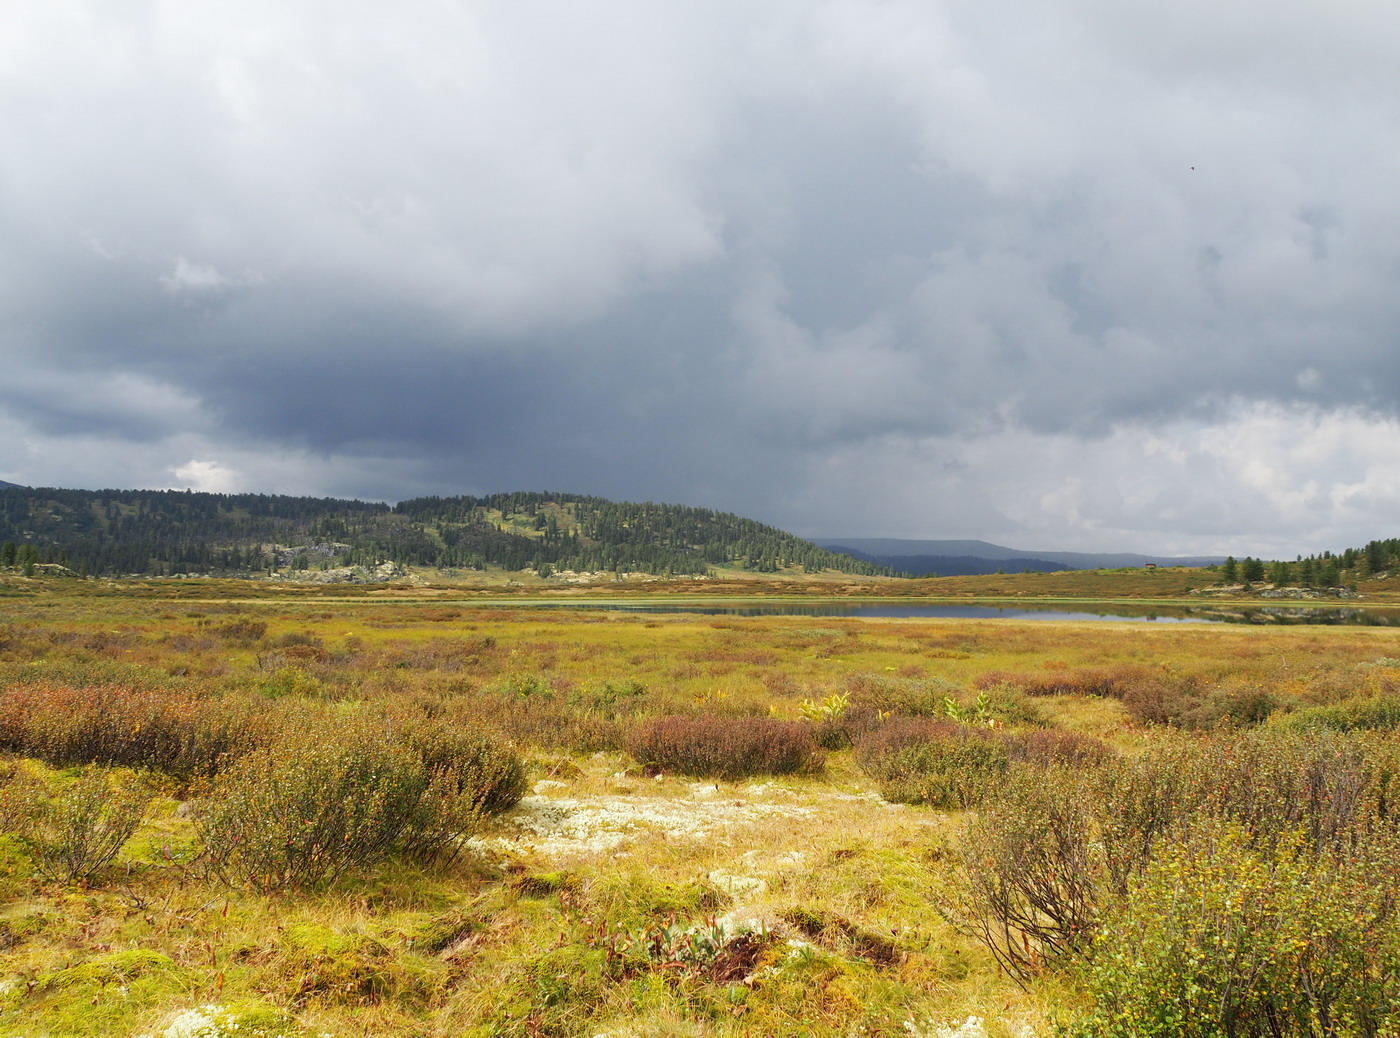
[4,578,1400,1036]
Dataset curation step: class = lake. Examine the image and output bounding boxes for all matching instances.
[485,601,1400,625]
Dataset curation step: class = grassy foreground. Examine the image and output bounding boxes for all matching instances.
[3,580,1400,1036]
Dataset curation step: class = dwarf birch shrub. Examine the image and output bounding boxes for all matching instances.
[626,714,823,780]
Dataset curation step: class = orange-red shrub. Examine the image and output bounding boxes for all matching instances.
[0,682,258,779]
[626,714,823,780]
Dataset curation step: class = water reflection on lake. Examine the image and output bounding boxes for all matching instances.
[499,601,1400,625]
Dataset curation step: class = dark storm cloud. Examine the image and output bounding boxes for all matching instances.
[3,0,1400,553]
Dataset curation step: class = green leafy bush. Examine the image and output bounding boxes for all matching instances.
[1270,695,1400,733]
[1074,821,1400,1038]
[626,714,824,780]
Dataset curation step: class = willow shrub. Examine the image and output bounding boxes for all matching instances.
[626,714,823,780]
[1,765,150,883]
[953,763,1100,978]
[407,717,524,814]
[1074,821,1400,1038]
[954,731,1400,985]
[198,716,521,889]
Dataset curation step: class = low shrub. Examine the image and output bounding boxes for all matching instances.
[842,674,967,717]
[210,617,268,644]
[442,693,627,753]
[1270,695,1400,733]
[567,678,648,718]
[1005,728,1113,767]
[854,718,1008,808]
[396,715,527,815]
[1119,672,1208,725]
[973,666,1139,698]
[953,763,1100,977]
[957,685,1047,727]
[199,721,437,890]
[1074,821,1400,1038]
[626,714,824,780]
[1178,680,1279,728]
[810,706,882,750]
[2,765,150,882]
[196,709,527,885]
[954,730,1400,986]
[0,681,261,780]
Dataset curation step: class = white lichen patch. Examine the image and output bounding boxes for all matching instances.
[904,1017,1038,1038]
[707,870,768,896]
[472,791,815,859]
[135,1003,309,1038]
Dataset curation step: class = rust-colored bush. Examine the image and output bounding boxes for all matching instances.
[854,717,1009,808]
[0,682,261,779]
[973,665,1143,698]
[1119,672,1207,725]
[1006,728,1113,767]
[626,714,823,780]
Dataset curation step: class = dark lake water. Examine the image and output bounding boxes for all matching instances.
[489,601,1400,625]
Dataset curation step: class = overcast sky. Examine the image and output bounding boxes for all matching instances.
[3,1,1399,556]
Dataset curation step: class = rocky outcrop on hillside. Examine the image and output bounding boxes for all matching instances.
[1189,584,1361,599]
[270,560,414,584]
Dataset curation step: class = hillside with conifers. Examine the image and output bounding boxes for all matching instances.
[0,487,892,579]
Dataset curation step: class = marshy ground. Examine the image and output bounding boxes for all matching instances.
[2,582,1399,1036]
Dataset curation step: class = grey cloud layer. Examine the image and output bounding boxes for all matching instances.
[3,1,1399,552]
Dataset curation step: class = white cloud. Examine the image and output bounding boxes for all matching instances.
[159,257,262,294]
[170,459,240,492]
[785,403,1400,556]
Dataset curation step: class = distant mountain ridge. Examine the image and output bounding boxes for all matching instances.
[815,537,1224,576]
[0,486,891,579]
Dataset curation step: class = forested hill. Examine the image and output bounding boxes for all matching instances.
[0,487,892,579]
